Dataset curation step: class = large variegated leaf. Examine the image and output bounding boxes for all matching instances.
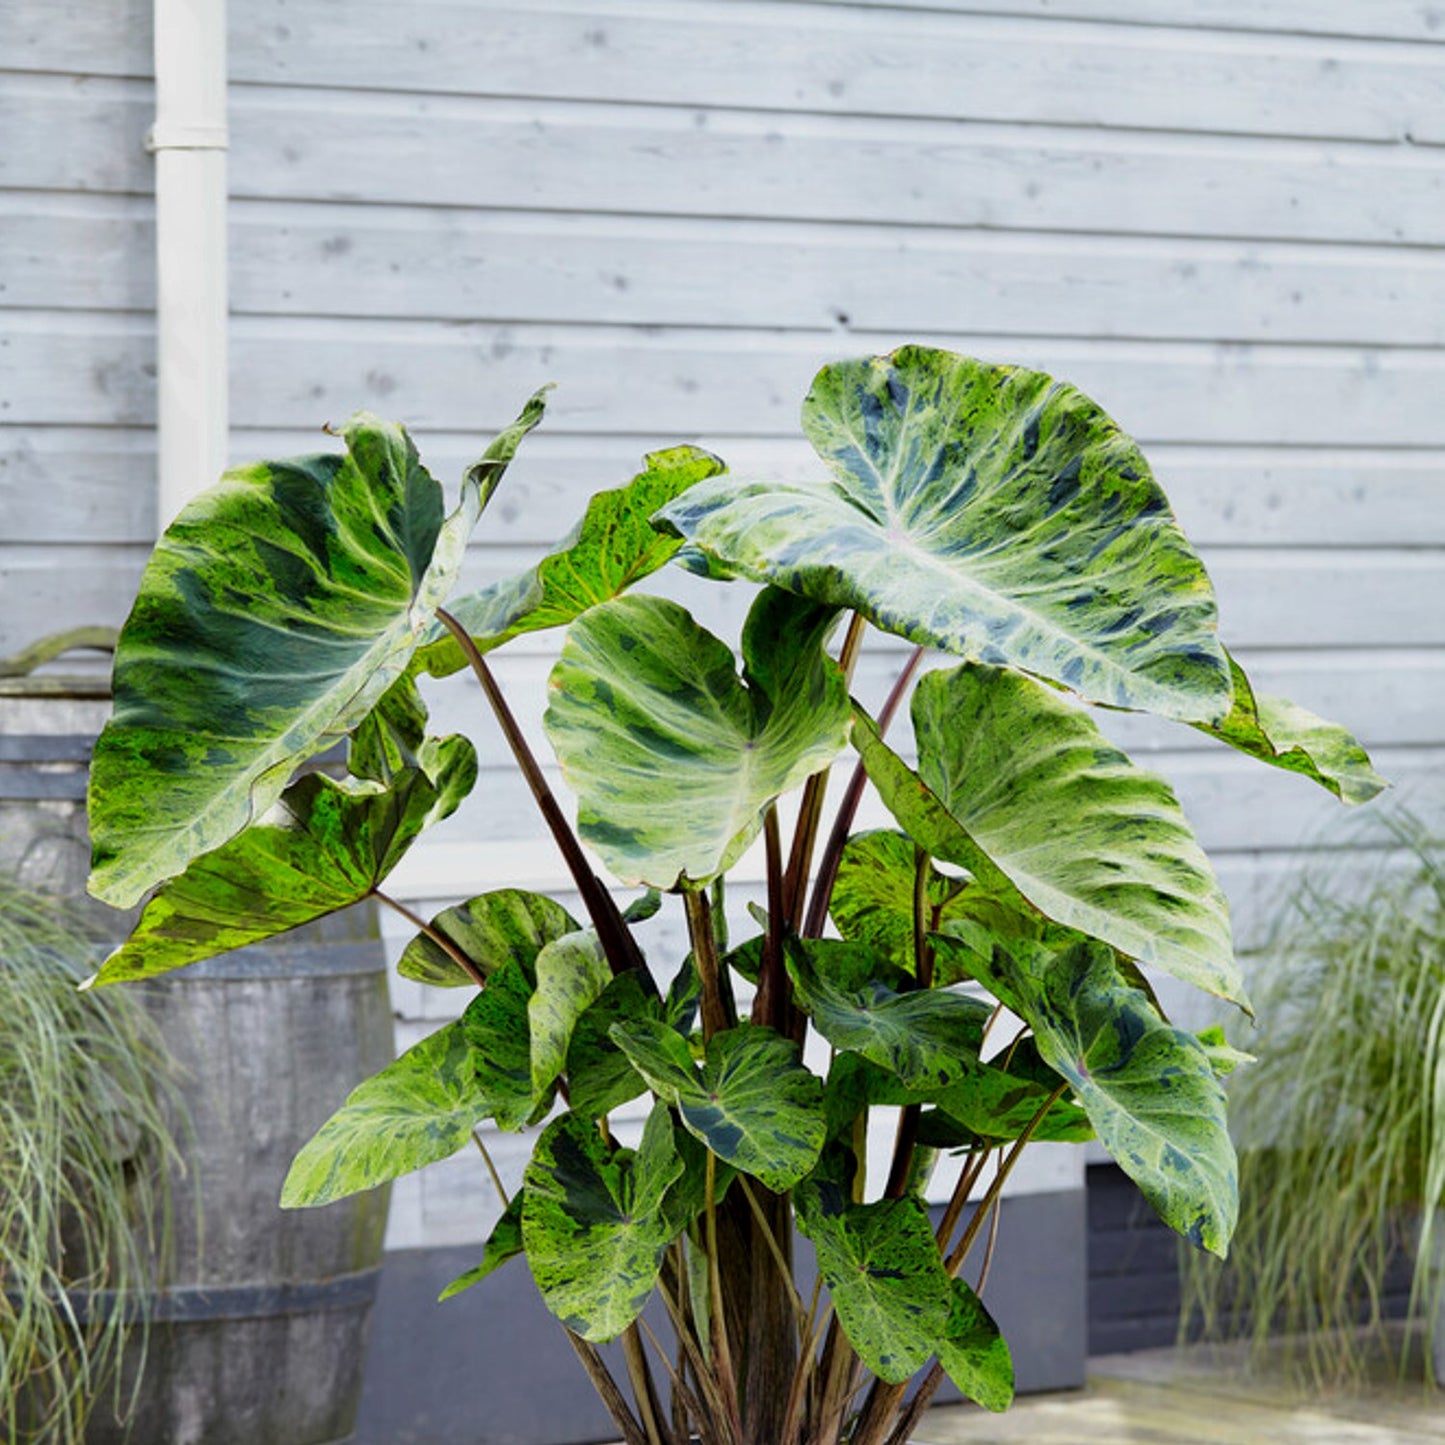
[545,588,851,889]
[1197,654,1387,806]
[610,1019,826,1191]
[88,396,543,908]
[281,1018,486,1207]
[528,929,612,1105]
[656,347,1231,723]
[88,736,477,987]
[565,972,657,1118]
[785,938,990,1090]
[949,935,1237,1256]
[858,663,1245,1008]
[397,889,580,989]
[794,1175,954,1383]
[420,445,724,676]
[522,1103,684,1341]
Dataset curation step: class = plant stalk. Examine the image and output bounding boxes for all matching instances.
[374,888,486,988]
[753,804,791,1033]
[685,889,736,1042]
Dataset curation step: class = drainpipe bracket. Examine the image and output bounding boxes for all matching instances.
[146,123,230,153]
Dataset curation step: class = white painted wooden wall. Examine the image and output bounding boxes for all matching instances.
[4,0,1444,1250]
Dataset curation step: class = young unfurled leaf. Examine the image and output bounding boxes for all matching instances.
[1196,653,1387,806]
[656,347,1231,723]
[793,1174,955,1383]
[89,399,542,908]
[440,1191,526,1301]
[522,1104,684,1341]
[397,889,581,989]
[950,934,1238,1257]
[545,588,851,889]
[89,736,477,987]
[857,663,1245,1009]
[419,445,725,676]
[610,1019,826,1191]
[281,1019,488,1208]
[786,937,990,1090]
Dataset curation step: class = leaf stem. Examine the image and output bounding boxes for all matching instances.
[685,890,736,1042]
[469,1128,510,1209]
[705,1152,745,1442]
[803,646,926,938]
[753,805,790,1032]
[434,607,651,988]
[565,1330,650,1445]
[374,888,487,988]
[622,1324,669,1445]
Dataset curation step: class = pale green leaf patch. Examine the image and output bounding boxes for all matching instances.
[528,929,612,1105]
[281,1019,490,1208]
[656,347,1231,723]
[610,1019,826,1192]
[396,889,580,989]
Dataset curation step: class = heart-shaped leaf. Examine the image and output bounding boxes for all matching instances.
[88,735,477,987]
[945,934,1237,1256]
[420,445,724,676]
[528,929,612,1104]
[440,1191,526,1301]
[462,956,550,1131]
[937,1279,1014,1413]
[281,1018,488,1207]
[1197,654,1387,806]
[786,938,990,1090]
[793,1174,955,1383]
[545,588,851,889]
[656,347,1231,723]
[522,1103,684,1341]
[565,972,658,1118]
[610,1019,826,1191]
[89,396,544,907]
[858,663,1244,1008]
[397,889,580,989]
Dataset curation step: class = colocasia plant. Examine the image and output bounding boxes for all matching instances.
[85,348,1385,1445]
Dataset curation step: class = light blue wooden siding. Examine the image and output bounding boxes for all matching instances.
[3,1,1443,1237]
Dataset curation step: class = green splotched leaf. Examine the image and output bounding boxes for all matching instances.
[1196,1024,1254,1078]
[462,957,549,1131]
[522,1103,684,1341]
[623,888,664,924]
[89,399,542,908]
[565,972,657,1118]
[932,1059,1093,1145]
[937,1279,1014,1413]
[656,347,1230,723]
[610,1019,826,1191]
[89,737,477,986]
[859,663,1245,1008]
[281,1019,486,1207]
[349,672,430,785]
[545,588,851,889]
[786,938,990,1090]
[1197,654,1388,806]
[829,830,974,971]
[953,935,1237,1256]
[440,1191,526,1301]
[397,889,580,989]
[529,929,612,1104]
[420,445,724,676]
[794,1174,955,1383]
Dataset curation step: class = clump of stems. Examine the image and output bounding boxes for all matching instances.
[0,876,184,1445]
[1181,813,1445,1385]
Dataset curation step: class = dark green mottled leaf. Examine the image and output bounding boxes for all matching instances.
[89,736,477,986]
[566,972,656,1118]
[937,1279,1013,1412]
[420,445,724,676]
[786,938,989,1090]
[951,935,1237,1256]
[440,1191,526,1301]
[397,888,580,989]
[1197,653,1387,806]
[462,957,550,1131]
[529,929,612,1104]
[656,347,1230,722]
[794,1175,954,1383]
[932,1060,1093,1145]
[859,663,1245,1008]
[281,1019,484,1207]
[349,672,430,784]
[522,1104,683,1341]
[623,888,664,923]
[545,588,851,889]
[610,1019,826,1191]
[89,398,543,907]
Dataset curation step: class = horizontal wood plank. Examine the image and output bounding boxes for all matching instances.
[10,314,1445,447]
[7,74,1445,247]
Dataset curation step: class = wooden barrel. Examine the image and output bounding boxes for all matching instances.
[1,640,393,1445]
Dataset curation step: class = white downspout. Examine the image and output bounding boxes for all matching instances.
[148,0,229,528]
